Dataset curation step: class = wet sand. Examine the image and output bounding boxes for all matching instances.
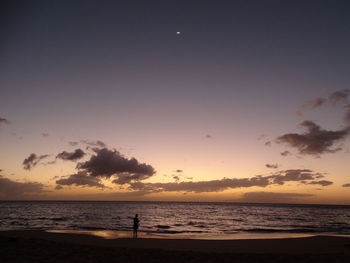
[1,230,350,262]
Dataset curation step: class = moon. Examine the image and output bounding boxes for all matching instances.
[176,31,181,35]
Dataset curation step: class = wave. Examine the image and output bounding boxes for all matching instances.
[155,230,208,234]
[239,228,346,233]
[155,225,171,229]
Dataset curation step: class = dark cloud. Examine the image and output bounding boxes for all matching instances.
[77,148,155,184]
[265,163,279,169]
[281,150,291,156]
[23,153,49,170]
[111,173,152,185]
[56,172,105,188]
[277,121,350,155]
[68,140,106,150]
[128,169,329,194]
[129,175,271,193]
[42,133,49,137]
[56,149,85,161]
[55,185,63,190]
[239,192,313,203]
[329,90,349,106]
[0,176,45,197]
[0,117,10,126]
[342,183,350,187]
[306,180,333,186]
[172,175,180,182]
[205,134,212,139]
[175,169,183,173]
[268,169,323,185]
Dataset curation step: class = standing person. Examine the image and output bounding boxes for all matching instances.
[133,214,139,238]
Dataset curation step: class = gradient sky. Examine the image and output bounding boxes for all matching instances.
[1,0,350,204]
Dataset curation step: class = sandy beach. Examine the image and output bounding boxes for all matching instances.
[1,230,350,262]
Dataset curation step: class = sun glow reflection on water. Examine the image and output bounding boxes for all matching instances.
[47,229,314,240]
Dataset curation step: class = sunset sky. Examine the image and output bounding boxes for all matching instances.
[1,0,350,204]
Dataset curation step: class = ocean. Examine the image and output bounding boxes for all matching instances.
[1,201,350,239]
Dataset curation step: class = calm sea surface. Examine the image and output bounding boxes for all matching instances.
[1,201,350,239]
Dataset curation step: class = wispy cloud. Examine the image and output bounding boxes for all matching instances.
[297,90,349,115]
[23,153,49,170]
[265,163,279,169]
[297,97,326,115]
[280,150,291,157]
[0,117,10,127]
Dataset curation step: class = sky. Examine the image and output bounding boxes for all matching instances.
[1,0,350,204]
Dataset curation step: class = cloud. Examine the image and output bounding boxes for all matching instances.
[56,172,106,188]
[56,149,85,161]
[0,176,45,197]
[77,148,155,184]
[172,175,180,182]
[0,117,10,126]
[205,134,212,139]
[268,169,320,184]
[128,169,329,194]
[264,141,271,146]
[343,105,350,124]
[277,121,350,155]
[80,140,106,148]
[342,183,350,187]
[297,90,349,115]
[42,133,49,137]
[329,90,349,106]
[239,192,314,203]
[23,153,49,170]
[55,185,63,190]
[175,169,183,173]
[257,134,267,141]
[68,140,106,150]
[297,97,327,115]
[306,180,333,186]
[129,176,271,193]
[265,163,279,169]
[280,150,291,157]
[69,141,79,146]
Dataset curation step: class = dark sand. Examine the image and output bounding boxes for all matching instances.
[1,230,350,262]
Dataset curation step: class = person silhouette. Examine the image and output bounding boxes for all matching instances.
[133,214,139,238]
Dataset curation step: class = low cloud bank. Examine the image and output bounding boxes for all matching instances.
[0,176,45,198]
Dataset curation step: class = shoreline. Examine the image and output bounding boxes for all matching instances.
[2,230,350,262]
[47,229,318,240]
[1,230,350,254]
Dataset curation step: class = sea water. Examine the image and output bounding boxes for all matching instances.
[1,201,350,239]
